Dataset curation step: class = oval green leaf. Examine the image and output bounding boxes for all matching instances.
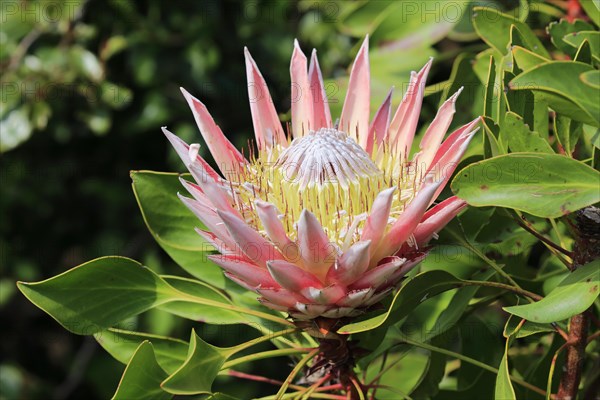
[17,257,175,335]
[338,270,462,334]
[472,6,549,57]
[509,61,600,127]
[503,260,600,323]
[451,153,600,218]
[17,257,255,334]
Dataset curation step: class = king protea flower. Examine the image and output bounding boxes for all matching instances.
[163,38,479,321]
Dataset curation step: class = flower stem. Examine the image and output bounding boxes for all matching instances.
[223,347,312,369]
[298,374,332,400]
[274,348,320,399]
[230,327,298,353]
[229,370,344,399]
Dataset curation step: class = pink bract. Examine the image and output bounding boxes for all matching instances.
[163,37,480,321]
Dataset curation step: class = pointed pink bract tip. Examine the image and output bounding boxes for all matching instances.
[169,38,471,320]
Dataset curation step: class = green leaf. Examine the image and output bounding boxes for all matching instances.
[509,61,600,127]
[495,349,516,400]
[339,1,467,48]
[158,276,247,324]
[17,257,175,335]
[131,171,225,287]
[502,111,553,153]
[456,315,503,395]
[439,52,480,112]
[451,153,600,218]
[511,46,548,72]
[481,116,506,158]
[495,320,520,400]
[562,31,600,62]
[410,337,447,399]
[575,39,593,64]
[554,116,583,156]
[338,270,462,334]
[30,101,51,130]
[204,394,240,400]
[70,46,103,82]
[17,256,269,335]
[581,70,600,89]
[524,335,564,398]
[112,341,171,400]
[101,35,129,60]
[0,106,33,153]
[472,7,549,58]
[548,20,595,57]
[580,0,600,27]
[161,329,228,395]
[503,260,600,323]
[484,56,497,119]
[95,329,188,374]
[365,350,430,399]
[504,316,554,338]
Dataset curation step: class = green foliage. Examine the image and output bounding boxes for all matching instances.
[160,330,227,395]
[17,257,174,335]
[452,153,600,217]
[131,171,225,287]
[11,1,600,399]
[96,329,188,375]
[339,270,463,334]
[111,342,171,400]
[504,260,600,323]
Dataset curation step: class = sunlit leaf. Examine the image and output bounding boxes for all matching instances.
[451,153,600,218]
[548,20,595,57]
[0,106,33,152]
[502,111,553,154]
[509,61,600,127]
[580,0,600,27]
[17,256,254,335]
[472,6,549,58]
[511,46,548,72]
[17,257,175,335]
[131,171,225,287]
[562,31,600,62]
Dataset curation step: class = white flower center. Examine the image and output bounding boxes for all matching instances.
[275,128,382,190]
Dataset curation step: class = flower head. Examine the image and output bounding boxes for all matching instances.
[164,38,479,321]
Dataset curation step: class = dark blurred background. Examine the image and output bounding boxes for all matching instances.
[0,0,549,398]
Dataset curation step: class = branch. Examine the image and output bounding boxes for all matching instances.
[512,214,573,257]
[460,280,543,301]
[557,206,599,399]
